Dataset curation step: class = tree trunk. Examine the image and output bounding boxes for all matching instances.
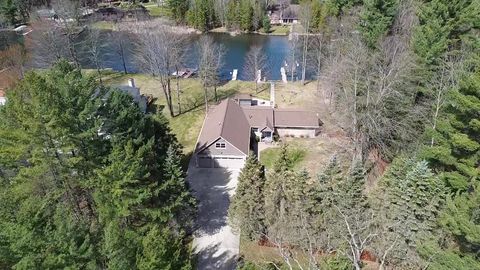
[176,66,181,115]
[119,41,128,74]
[166,79,174,117]
[291,46,295,82]
[301,24,309,85]
[431,93,442,146]
[160,77,174,117]
[203,77,209,113]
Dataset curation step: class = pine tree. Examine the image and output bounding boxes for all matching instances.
[103,221,137,270]
[422,66,480,191]
[413,0,478,68]
[374,157,446,267]
[226,0,240,30]
[0,61,194,269]
[262,15,271,33]
[240,0,253,31]
[167,0,189,22]
[137,226,192,270]
[359,0,398,48]
[264,144,294,240]
[229,154,266,241]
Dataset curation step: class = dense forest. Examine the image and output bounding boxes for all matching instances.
[227,0,480,269]
[0,62,195,269]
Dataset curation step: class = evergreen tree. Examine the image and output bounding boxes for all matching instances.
[188,0,216,32]
[137,226,192,270]
[359,0,398,48]
[413,0,479,68]
[373,157,446,267]
[167,0,189,22]
[229,154,266,241]
[422,65,480,191]
[1,0,17,25]
[439,186,480,256]
[240,0,253,31]
[0,61,194,269]
[262,15,271,33]
[226,0,240,30]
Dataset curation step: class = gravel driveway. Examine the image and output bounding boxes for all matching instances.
[187,164,240,270]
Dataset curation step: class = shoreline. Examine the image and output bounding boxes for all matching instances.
[208,26,289,36]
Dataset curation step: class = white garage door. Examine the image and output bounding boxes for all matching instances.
[213,157,245,169]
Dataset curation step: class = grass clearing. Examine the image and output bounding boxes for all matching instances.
[90,21,115,30]
[269,25,290,35]
[144,4,171,17]
[260,145,306,170]
[97,70,351,175]
[101,72,265,155]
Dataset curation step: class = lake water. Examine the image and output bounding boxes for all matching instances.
[2,30,295,81]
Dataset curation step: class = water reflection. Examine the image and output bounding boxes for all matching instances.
[2,29,300,81]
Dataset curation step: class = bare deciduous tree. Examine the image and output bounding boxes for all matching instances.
[51,0,84,67]
[427,55,464,146]
[135,23,186,117]
[28,19,69,67]
[198,35,225,112]
[243,45,267,93]
[287,35,298,82]
[309,34,324,94]
[299,0,313,85]
[83,27,108,84]
[109,23,130,74]
[324,16,420,161]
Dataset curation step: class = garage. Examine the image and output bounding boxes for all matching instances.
[197,155,246,169]
[213,156,245,169]
[197,156,213,168]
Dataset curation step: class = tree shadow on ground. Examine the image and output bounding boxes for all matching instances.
[174,87,239,117]
[189,167,233,235]
[194,242,238,270]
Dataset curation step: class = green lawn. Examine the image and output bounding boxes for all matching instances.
[99,72,263,155]
[90,21,115,30]
[261,25,290,36]
[259,145,307,169]
[144,3,171,17]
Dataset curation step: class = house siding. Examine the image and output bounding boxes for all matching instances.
[276,127,317,138]
[198,138,247,156]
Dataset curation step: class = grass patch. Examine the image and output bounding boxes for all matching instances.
[144,4,171,17]
[259,145,306,169]
[100,72,262,154]
[90,21,115,30]
[268,25,290,35]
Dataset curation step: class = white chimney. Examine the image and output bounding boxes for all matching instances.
[128,78,135,88]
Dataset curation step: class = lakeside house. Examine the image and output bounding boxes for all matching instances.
[268,4,299,25]
[194,93,321,169]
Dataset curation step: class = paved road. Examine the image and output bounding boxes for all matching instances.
[187,164,240,270]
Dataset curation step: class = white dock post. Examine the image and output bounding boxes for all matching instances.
[232,69,238,81]
[280,67,287,83]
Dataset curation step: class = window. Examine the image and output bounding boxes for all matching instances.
[215,142,226,149]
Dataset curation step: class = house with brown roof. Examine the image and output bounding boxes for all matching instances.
[194,96,321,169]
[267,4,299,25]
